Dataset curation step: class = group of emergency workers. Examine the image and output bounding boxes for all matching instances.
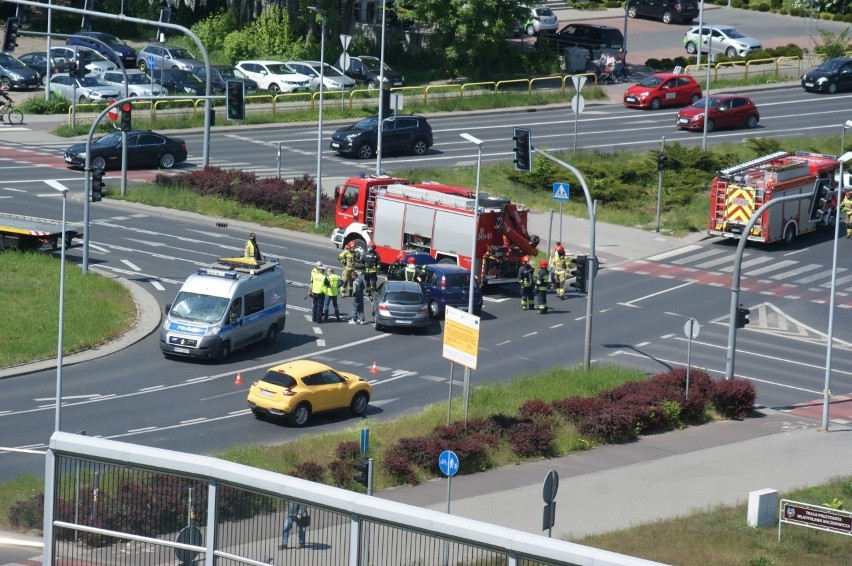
[518,241,577,314]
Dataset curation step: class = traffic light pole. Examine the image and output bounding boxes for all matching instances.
[724,193,812,380]
[531,149,596,371]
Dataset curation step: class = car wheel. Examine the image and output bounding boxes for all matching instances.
[662,11,673,24]
[289,403,310,427]
[41,75,48,87]
[428,300,441,319]
[411,138,429,156]
[746,115,758,129]
[725,47,737,57]
[268,83,281,94]
[690,94,701,104]
[650,97,662,110]
[0,77,11,90]
[356,142,375,159]
[706,119,715,132]
[78,95,88,103]
[525,24,536,37]
[216,342,230,362]
[350,392,369,417]
[251,408,264,418]
[685,42,698,55]
[138,61,147,72]
[159,152,176,169]
[264,324,278,345]
[129,92,137,97]
[783,223,796,245]
[627,5,637,17]
[828,82,837,94]
[91,155,107,171]
[374,318,383,331]
[366,80,377,89]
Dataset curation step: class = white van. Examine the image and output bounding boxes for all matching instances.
[160,258,287,361]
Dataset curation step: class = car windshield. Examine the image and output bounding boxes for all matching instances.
[218,68,238,79]
[385,291,423,305]
[537,7,554,16]
[691,97,721,109]
[267,64,296,75]
[125,73,150,84]
[638,76,664,87]
[169,48,194,59]
[443,274,471,288]
[321,64,346,77]
[362,58,391,72]
[99,35,124,46]
[0,54,27,69]
[170,291,229,323]
[94,131,123,146]
[816,59,843,72]
[81,50,108,62]
[719,27,745,39]
[260,370,297,388]
[353,116,379,130]
[80,76,110,87]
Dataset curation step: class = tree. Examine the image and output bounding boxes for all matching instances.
[813,28,851,60]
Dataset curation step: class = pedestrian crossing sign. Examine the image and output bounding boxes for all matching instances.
[553,183,570,201]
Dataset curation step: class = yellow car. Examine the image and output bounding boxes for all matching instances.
[247,360,372,426]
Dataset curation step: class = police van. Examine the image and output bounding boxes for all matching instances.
[160,257,287,361]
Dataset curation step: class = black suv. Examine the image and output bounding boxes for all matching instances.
[626,0,699,24]
[330,114,433,159]
[545,24,624,58]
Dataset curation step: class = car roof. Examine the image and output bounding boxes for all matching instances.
[383,280,424,292]
[712,94,751,100]
[239,60,286,65]
[649,73,694,79]
[425,264,471,275]
[266,359,331,378]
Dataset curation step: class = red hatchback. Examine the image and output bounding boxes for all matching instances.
[623,73,702,110]
[676,94,760,132]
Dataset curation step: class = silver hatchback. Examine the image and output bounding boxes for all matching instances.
[682,25,762,58]
[372,280,429,333]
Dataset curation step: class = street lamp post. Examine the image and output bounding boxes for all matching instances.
[822,122,852,432]
[52,183,69,432]
[460,133,483,423]
[309,6,326,229]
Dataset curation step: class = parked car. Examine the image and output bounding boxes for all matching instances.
[623,73,702,110]
[246,359,372,426]
[101,69,165,97]
[517,5,559,37]
[544,23,624,57]
[801,57,852,95]
[66,32,137,68]
[330,114,433,159]
[372,280,429,332]
[17,52,71,86]
[682,25,762,57]
[64,129,188,170]
[234,60,311,94]
[626,0,698,24]
[0,52,41,90]
[338,55,404,89]
[193,65,258,96]
[137,45,203,73]
[285,60,356,91]
[419,264,483,319]
[145,68,206,96]
[50,46,117,75]
[676,94,760,132]
[49,73,121,103]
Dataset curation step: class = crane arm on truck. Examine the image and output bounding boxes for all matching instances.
[494,205,540,256]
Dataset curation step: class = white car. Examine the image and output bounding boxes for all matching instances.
[235,60,311,94]
[49,73,121,103]
[285,60,356,91]
[101,69,165,97]
[49,46,117,76]
[682,25,762,58]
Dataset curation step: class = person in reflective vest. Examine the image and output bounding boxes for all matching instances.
[535,259,550,314]
[518,255,534,311]
[309,261,325,323]
[323,267,343,321]
[403,257,420,282]
[244,232,261,262]
[842,192,852,238]
[549,245,571,299]
[362,243,379,298]
[339,242,357,297]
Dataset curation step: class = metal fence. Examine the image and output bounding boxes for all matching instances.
[43,431,666,566]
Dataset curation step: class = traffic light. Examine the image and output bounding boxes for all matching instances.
[513,127,532,173]
[354,460,369,489]
[657,152,667,172]
[73,52,86,78]
[735,305,750,329]
[569,255,588,294]
[120,101,132,132]
[2,17,20,53]
[226,80,246,121]
[91,167,105,202]
[156,6,173,42]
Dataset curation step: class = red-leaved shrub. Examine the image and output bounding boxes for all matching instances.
[551,396,606,422]
[508,419,556,458]
[578,405,637,443]
[712,378,756,419]
[518,398,553,420]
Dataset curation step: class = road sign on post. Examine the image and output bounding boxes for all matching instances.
[552,183,570,201]
[106,99,118,122]
[542,469,559,535]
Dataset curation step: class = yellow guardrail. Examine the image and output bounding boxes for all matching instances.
[685,56,802,82]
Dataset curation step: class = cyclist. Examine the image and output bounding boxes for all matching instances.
[0,86,12,122]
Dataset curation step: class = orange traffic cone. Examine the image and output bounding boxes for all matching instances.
[234,372,243,385]
[369,361,379,374]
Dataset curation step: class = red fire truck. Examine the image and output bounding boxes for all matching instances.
[707,151,840,244]
[331,176,541,285]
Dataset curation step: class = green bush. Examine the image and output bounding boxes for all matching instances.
[20,93,70,115]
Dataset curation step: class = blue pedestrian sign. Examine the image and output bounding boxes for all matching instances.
[147,54,156,70]
[439,450,459,476]
[553,183,570,201]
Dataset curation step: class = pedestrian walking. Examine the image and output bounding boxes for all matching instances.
[309,261,325,323]
[614,48,628,82]
[842,192,852,238]
[549,245,571,299]
[279,500,308,550]
[518,255,535,311]
[323,267,343,321]
[244,232,261,261]
[339,241,358,296]
[535,259,550,314]
[349,271,367,324]
[362,243,379,299]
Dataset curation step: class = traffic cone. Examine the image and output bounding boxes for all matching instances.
[369,361,379,374]
[234,372,243,385]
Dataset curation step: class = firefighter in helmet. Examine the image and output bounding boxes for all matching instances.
[362,242,380,298]
[388,251,406,281]
[338,241,358,296]
[403,256,420,282]
[535,259,550,314]
[549,244,571,299]
[518,255,534,311]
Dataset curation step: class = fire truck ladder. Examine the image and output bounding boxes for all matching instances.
[384,184,477,210]
[718,151,789,178]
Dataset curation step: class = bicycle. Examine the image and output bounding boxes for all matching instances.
[1,99,24,125]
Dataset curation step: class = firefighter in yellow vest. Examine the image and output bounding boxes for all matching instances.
[535,259,550,314]
[322,267,343,322]
[842,191,852,238]
[309,261,325,323]
[518,255,534,310]
[549,244,571,299]
[404,257,420,282]
[339,241,357,296]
